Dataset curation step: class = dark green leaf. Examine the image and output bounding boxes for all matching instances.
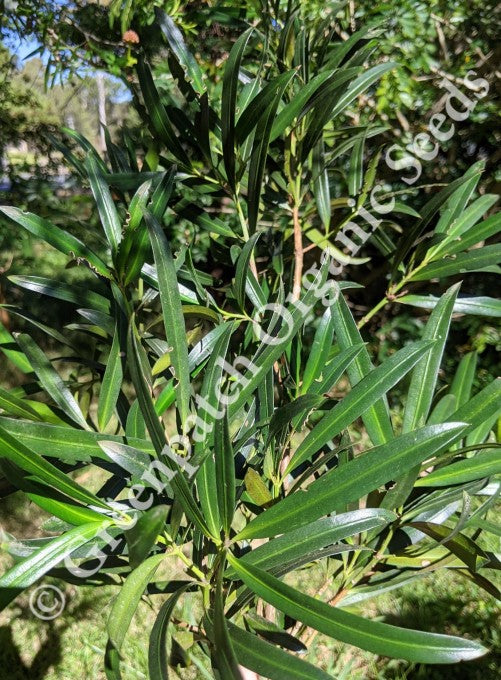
[237,423,466,539]
[227,555,486,663]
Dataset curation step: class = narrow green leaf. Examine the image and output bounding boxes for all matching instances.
[149,583,191,680]
[237,423,466,539]
[392,164,484,271]
[215,410,236,536]
[331,293,393,445]
[98,326,124,430]
[234,233,261,311]
[227,621,332,680]
[411,245,501,281]
[312,140,331,230]
[85,154,122,253]
[136,58,190,166]
[247,71,296,233]
[9,275,111,312]
[0,416,153,464]
[416,449,501,487]
[106,554,165,679]
[15,333,90,430]
[0,207,109,276]
[427,194,498,259]
[127,505,168,569]
[447,378,501,438]
[348,131,366,196]
[446,211,501,256]
[0,320,31,373]
[228,264,329,418]
[0,521,110,610]
[269,70,333,142]
[302,63,396,156]
[450,352,477,408]
[410,522,488,571]
[156,9,205,95]
[435,162,483,233]
[127,320,213,538]
[99,440,153,479]
[0,386,42,420]
[301,306,334,393]
[288,340,433,473]
[194,323,235,536]
[387,283,461,509]
[0,424,112,510]
[212,565,243,679]
[230,509,395,576]
[222,28,253,189]
[227,554,486,663]
[402,284,460,432]
[146,213,191,426]
[398,295,501,317]
[267,394,323,443]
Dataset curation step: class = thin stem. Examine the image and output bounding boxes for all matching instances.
[292,202,303,301]
[235,196,258,280]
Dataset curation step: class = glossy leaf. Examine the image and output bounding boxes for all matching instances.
[331,293,393,445]
[402,284,460,432]
[227,621,332,680]
[127,505,169,569]
[106,554,165,679]
[0,520,110,609]
[85,154,122,254]
[237,423,466,539]
[97,325,124,430]
[227,555,486,663]
[411,245,501,281]
[288,340,433,473]
[230,509,395,575]
[222,28,253,189]
[149,583,191,680]
[146,213,191,426]
[416,449,501,487]
[156,9,205,95]
[0,423,112,510]
[398,294,501,317]
[0,207,110,277]
[15,333,90,430]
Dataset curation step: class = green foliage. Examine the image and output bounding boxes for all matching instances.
[0,3,500,678]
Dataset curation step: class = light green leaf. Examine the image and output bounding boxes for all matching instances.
[398,295,501,318]
[148,583,191,680]
[411,245,501,281]
[156,9,205,95]
[402,283,460,432]
[230,509,395,576]
[0,423,112,510]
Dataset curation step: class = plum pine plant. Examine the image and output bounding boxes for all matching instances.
[0,4,500,679]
